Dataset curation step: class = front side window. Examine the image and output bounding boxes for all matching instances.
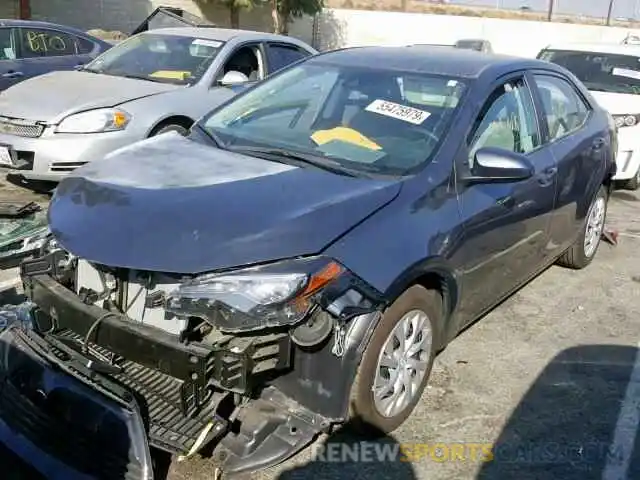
[469,78,541,158]
[84,33,224,85]
[19,28,77,58]
[533,74,590,141]
[201,61,467,176]
[539,49,640,95]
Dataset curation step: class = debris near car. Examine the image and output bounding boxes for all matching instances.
[0,202,49,269]
[86,29,128,43]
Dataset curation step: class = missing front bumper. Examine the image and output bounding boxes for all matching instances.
[11,272,333,476]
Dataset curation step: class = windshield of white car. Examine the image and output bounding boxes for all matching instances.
[83,33,224,85]
[199,61,467,176]
[540,49,640,95]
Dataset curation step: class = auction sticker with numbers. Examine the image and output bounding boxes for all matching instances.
[365,99,431,125]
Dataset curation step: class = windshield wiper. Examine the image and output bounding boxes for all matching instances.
[120,73,167,83]
[226,146,359,177]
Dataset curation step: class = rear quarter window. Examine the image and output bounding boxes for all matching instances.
[76,36,97,54]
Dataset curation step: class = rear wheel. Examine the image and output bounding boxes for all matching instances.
[348,285,442,436]
[622,167,640,190]
[557,185,608,269]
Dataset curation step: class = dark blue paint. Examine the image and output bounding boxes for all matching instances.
[48,168,401,274]
[0,20,111,91]
[48,46,614,334]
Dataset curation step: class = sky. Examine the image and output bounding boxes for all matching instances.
[446,0,640,20]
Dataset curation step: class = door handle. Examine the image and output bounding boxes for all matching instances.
[496,195,516,208]
[2,71,23,79]
[537,166,557,186]
[592,138,605,150]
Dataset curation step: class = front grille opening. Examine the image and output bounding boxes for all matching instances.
[0,118,45,138]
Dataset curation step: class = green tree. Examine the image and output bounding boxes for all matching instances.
[270,0,324,34]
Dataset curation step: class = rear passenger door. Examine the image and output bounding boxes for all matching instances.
[529,71,605,255]
[16,27,86,81]
[264,42,311,75]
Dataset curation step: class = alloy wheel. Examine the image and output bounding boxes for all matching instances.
[373,309,433,418]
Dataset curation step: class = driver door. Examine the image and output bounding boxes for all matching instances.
[453,73,558,326]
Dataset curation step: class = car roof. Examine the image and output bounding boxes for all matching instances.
[0,19,96,39]
[140,26,300,44]
[310,45,557,79]
[543,42,640,57]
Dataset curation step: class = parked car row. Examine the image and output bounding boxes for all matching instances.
[0,25,619,480]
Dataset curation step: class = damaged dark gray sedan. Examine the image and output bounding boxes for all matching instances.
[0,45,615,479]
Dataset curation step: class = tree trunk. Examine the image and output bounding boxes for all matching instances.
[229,5,240,29]
[272,0,281,33]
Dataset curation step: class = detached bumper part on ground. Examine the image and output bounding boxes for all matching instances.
[0,250,386,479]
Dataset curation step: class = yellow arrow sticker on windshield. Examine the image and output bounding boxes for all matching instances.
[311,126,381,150]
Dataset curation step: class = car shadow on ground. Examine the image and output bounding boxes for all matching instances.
[478,344,640,480]
[275,424,417,480]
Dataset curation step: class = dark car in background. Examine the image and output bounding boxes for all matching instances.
[0,19,111,90]
[0,46,615,479]
[0,6,216,92]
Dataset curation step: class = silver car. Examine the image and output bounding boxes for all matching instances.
[0,27,316,182]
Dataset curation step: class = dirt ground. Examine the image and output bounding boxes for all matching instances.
[0,177,639,480]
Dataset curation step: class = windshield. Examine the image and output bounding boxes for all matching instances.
[84,33,223,85]
[200,61,466,176]
[540,49,640,95]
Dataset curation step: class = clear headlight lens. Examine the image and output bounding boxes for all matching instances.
[56,108,131,134]
[166,258,345,333]
[613,114,640,129]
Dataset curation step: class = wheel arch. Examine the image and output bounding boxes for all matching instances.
[147,115,195,137]
[382,258,459,349]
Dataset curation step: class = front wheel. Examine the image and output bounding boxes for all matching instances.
[348,285,442,436]
[557,185,608,269]
[150,124,189,137]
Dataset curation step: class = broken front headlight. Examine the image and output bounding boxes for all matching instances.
[165,257,346,333]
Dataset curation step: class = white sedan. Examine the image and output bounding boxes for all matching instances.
[538,42,640,189]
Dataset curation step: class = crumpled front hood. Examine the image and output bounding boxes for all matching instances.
[0,71,179,123]
[48,133,401,274]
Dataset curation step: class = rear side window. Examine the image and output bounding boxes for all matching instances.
[533,74,590,141]
[266,43,309,74]
[76,37,97,55]
[19,28,77,58]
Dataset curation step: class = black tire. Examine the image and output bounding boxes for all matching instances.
[557,185,608,269]
[348,285,443,436]
[622,167,640,191]
[150,123,189,137]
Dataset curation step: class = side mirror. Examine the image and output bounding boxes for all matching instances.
[218,70,249,87]
[461,147,534,185]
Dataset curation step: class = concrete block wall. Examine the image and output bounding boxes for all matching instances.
[310,9,640,57]
[28,0,275,34]
[0,0,19,19]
